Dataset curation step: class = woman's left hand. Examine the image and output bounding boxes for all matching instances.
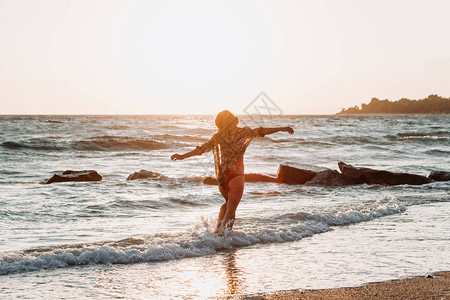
[285,127,294,134]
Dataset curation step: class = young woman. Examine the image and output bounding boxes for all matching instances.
[171,110,294,234]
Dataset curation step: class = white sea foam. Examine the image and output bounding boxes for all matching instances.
[0,197,406,275]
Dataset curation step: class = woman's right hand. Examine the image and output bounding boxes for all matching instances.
[171,154,183,161]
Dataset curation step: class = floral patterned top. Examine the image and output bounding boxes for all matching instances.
[196,127,265,191]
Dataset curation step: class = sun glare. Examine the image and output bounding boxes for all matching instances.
[112,1,274,112]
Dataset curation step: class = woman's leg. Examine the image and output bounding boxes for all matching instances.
[217,175,244,232]
[216,187,228,231]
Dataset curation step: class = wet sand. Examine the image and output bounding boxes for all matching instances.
[233,272,450,300]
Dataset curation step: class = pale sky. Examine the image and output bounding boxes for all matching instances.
[1,0,449,115]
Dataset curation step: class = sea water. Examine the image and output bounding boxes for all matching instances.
[0,115,449,299]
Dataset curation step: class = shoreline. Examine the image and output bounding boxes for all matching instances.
[233,271,450,300]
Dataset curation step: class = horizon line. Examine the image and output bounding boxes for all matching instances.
[0,113,337,116]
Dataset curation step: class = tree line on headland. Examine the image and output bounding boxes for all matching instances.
[338,94,450,114]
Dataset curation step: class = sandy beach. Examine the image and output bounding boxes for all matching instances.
[234,272,450,299]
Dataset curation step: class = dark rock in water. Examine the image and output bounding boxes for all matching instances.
[277,164,317,184]
[306,169,352,186]
[244,173,279,183]
[279,163,329,174]
[203,176,218,185]
[127,170,166,180]
[44,170,102,184]
[427,171,450,182]
[338,162,432,186]
[337,162,364,184]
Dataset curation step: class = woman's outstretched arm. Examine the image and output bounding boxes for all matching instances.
[260,127,294,136]
[172,135,215,161]
[171,147,201,161]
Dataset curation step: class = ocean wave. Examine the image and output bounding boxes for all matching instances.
[104,125,130,130]
[84,196,206,212]
[152,134,208,143]
[0,141,65,151]
[0,170,23,175]
[112,152,148,157]
[249,191,282,196]
[395,135,449,141]
[273,198,406,226]
[396,130,449,137]
[0,197,406,275]
[73,137,168,151]
[261,137,294,144]
[262,137,332,147]
[43,120,64,124]
[298,140,334,147]
[169,198,205,207]
[1,137,171,152]
[107,199,167,210]
[424,149,450,156]
[0,180,36,185]
[160,126,214,135]
[329,136,378,145]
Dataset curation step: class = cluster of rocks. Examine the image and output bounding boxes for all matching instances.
[42,163,449,186]
[203,162,448,186]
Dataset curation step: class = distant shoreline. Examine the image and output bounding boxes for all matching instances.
[238,271,450,300]
[338,94,450,114]
[0,113,449,117]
